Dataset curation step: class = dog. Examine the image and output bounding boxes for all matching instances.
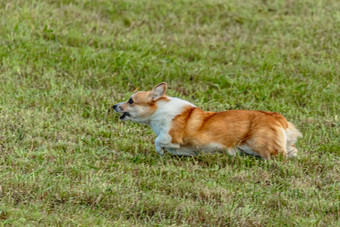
[113,82,302,160]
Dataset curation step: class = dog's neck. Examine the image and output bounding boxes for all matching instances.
[148,97,195,136]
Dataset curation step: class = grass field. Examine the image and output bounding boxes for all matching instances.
[0,0,339,226]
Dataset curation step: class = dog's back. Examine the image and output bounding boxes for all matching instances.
[169,109,302,159]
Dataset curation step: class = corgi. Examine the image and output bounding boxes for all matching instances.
[113,82,302,160]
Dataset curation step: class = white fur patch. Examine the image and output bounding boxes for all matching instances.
[279,127,288,154]
[227,147,238,156]
[286,122,302,146]
[237,145,261,157]
[287,147,298,157]
[202,143,224,152]
[149,97,194,136]
[148,97,195,154]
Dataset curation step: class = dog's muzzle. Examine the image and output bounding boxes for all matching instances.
[119,112,130,120]
[112,104,130,120]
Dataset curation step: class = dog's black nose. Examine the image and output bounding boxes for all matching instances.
[112,104,117,110]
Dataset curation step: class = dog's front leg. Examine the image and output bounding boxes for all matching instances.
[155,136,169,155]
[154,134,180,155]
[155,139,165,155]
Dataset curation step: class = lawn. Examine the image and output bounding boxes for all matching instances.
[0,0,339,226]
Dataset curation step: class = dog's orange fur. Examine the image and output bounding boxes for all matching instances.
[169,106,293,160]
[114,82,302,159]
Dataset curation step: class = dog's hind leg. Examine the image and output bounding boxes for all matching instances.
[241,126,288,160]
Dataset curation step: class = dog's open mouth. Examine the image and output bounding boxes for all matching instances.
[120,112,131,119]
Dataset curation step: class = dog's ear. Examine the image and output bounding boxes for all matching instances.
[150,82,167,101]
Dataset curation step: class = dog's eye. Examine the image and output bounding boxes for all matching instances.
[128,98,134,104]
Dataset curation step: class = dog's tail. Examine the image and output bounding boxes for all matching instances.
[285,122,302,157]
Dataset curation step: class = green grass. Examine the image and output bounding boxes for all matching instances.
[0,0,339,225]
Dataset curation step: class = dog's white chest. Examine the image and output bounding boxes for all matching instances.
[149,97,194,136]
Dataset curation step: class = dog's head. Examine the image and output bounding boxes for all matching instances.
[113,82,168,122]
